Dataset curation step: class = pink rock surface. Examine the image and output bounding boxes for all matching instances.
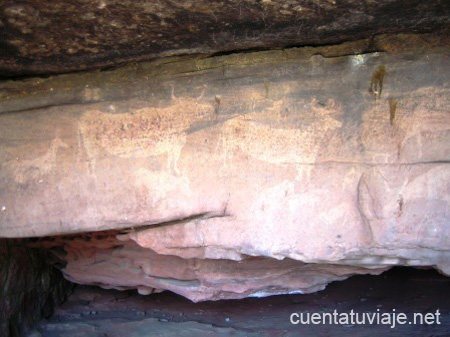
[35,232,387,302]
[1,45,450,299]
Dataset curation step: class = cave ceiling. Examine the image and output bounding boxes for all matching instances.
[1,0,450,77]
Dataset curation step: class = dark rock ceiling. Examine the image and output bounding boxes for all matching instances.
[0,0,449,77]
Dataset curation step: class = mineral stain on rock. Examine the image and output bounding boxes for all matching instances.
[389,98,397,126]
[369,65,386,98]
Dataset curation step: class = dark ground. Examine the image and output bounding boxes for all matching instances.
[24,267,450,337]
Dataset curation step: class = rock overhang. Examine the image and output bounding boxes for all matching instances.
[1,0,450,77]
[1,2,450,303]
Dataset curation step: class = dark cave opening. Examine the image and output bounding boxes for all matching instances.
[25,267,450,336]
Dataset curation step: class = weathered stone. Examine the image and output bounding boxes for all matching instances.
[33,231,387,302]
[0,37,449,300]
[0,0,449,77]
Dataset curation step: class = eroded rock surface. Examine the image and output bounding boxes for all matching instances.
[1,0,449,77]
[32,231,387,302]
[1,37,449,300]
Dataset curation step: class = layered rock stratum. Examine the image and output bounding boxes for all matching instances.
[1,35,449,301]
[1,0,449,77]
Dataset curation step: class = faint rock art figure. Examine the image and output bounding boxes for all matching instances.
[79,87,213,175]
[396,87,450,162]
[361,87,450,163]
[7,134,69,185]
[217,97,342,180]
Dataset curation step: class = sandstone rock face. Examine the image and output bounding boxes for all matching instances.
[1,38,449,300]
[34,231,388,302]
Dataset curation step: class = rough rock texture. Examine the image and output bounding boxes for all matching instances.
[0,0,450,77]
[32,231,387,302]
[0,239,73,337]
[1,36,449,300]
